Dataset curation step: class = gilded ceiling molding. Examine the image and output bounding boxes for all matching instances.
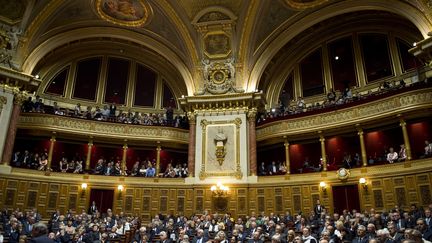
[237,0,260,91]
[284,0,329,10]
[246,0,432,92]
[156,1,199,74]
[94,0,153,27]
[21,26,195,96]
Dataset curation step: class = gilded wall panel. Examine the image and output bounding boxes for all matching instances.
[373,190,384,208]
[258,197,265,212]
[293,195,301,213]
[275,196,283,212]
[419,185,431,205]
[27,191,37,208]
[383,179,392,192]
[125,196,133,212]
[177,197,184,212]
[69,194,77,210]
[48,192,58,209]
[142,197,150,211]
[238,197,246,212]
[395,187,407,207]
[196,197,203,212]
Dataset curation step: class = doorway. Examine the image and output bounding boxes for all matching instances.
[89,189,114,214]
[332,184,360,214]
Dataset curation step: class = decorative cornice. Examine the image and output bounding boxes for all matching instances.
[17,113,189,144]
[256,88,432,141]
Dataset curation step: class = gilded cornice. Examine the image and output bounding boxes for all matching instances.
[17,114,189,144]
[256,88,432,141]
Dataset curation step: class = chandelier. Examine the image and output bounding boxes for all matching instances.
[210,182,229,197]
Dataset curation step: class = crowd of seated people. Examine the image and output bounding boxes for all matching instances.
[257,141,432,176]
[2,202,432,243]
[257,79,422,125]
[11,148,189,178]
[21,97,189,129]
[11,149,50,171]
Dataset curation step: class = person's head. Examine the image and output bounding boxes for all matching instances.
[321,230,330,240]
[388,224,397,235]
[367,223,376,233]
[287,230,295,240]
[410,229,423,243]
[252,231,260,240]
[377,229,390,241]
[357,225,366,237]
[159,231,167,241]
[302,227,311,237]
[416,218,427,232]
[31,222,49,238]
[389,147,394,153]
[294,235,303,243]
[196,229,204,237]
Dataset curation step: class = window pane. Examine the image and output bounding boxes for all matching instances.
[300,49,324,97]
[45,66,68,96]
[162,81,176,109]
[134,64,156,107]
[104,58,130,104]
[360,34,393,82]
[397,38,420,72]
[279,72,294,108]
[73,57,101,101]
[328,36,357,91]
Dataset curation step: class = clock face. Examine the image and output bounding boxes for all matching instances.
[337,168,350,180]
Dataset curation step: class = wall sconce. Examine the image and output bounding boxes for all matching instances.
[359,178,368,191]
[211,182,229,197]
[81,183,87,197]
[117,185,124,198]
[319,181,327,194]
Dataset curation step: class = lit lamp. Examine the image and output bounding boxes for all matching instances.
[117,185,124,198]
[319,181,327,194]
[211,182,229,197]
[81,183,88,197]
[359,178,368,191]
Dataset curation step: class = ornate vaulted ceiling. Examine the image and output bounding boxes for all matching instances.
[1,0,432,96]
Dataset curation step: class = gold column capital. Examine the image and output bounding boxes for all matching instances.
[187,112,196,124]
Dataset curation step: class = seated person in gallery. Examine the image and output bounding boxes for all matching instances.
[267,161,279,175]
[342,153,352,169]
[181,163,188,177]
[93,159,104,174]
[296,96,305,111]
[59,157,68,172]
[130,161,140,176]
[164,163,176,178]
[258,162,267,176]
[398,144,407,162]
[424,140,432,158]
[67,159,76,173]
[146,165,156,177]
[386,147,398,163]
[30,153,41,169]
[73,103,82,117]
[353,153,361,166]
[73,160,83,173]
[279,162,287,174]
[327,89,336,102]
[113,162,122,176]
[38,155,48,171]
[12,151,22,167]
[138,164,147,176]
[104,162,114,175]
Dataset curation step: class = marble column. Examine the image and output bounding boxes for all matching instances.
[319,133,327,171]
[187,112,196,177]
[284,136,290,174]
[357,128,368,166]
[47,134,56,169]
[248,109,257,176]
[399,118,412,160]
[1,92,26,165]
[85,139,93,171]
[156,144,161,177]
[122,143,128,173]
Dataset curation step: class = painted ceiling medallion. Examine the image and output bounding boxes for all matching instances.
[95,0,152,27]
[284,0,329,10]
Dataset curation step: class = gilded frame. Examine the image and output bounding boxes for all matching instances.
[199,118,243,180]
[95,0,153,27]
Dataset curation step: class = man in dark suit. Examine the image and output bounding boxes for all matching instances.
[192,229,208,243]
[417,218,432,241]
[314,200,325,217]
[29,222,55,243]
[158,231,173,243]
[352,225,368,243]
[88,201,98,215]
[388,224,403,243]
[247,231,263,243]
